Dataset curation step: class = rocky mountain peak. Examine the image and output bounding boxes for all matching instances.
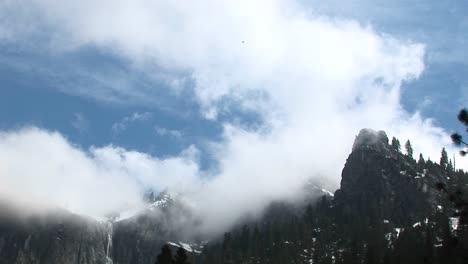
[352,128,389,152]
[334,129,446,226]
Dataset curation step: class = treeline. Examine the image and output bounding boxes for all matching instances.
[154,245,191,264]
[198,200,466,263]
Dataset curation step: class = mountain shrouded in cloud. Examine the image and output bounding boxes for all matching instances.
[0,0,464,234]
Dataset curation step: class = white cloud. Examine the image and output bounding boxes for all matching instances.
[0,127,201,218]
[155,126,183,139]
[111,112,152,134]
[0,0,466,235]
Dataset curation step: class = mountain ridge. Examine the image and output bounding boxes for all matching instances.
[1,128,467,264]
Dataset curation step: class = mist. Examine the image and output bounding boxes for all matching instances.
[0,0,465,236]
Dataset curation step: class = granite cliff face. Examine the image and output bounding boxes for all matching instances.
[0,205,109,264]
[334,129,445,226]
[0,192,199,264]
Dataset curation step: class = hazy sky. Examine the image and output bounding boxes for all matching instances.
[0,0,467,232]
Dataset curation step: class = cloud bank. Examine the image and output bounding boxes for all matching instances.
[0,0,465,234]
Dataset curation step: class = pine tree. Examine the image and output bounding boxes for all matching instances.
[440,148,448,169]
[451,108,468,156]
[221,232,234,263]
[239,225,250,254]
[251,225,261,259]
[448,108,468,227]
[174,247,190,264]
[405,140,413,158]
[155,244,174,264]
[418,153,425,172]
[391,137,401,152]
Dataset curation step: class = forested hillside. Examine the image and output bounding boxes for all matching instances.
[193,129,468,264]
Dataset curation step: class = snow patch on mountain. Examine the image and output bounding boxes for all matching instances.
[167,241,203,254]
[113,192,174,222]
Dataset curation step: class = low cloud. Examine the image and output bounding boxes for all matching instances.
[0,127,200,218]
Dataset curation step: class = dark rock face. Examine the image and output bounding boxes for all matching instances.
[111,192,201,264]
[351,129,389,152]
[0,193,199,264]
[0,206,109,264]
[335,128,436,226]
[112,212,171,264]
[335,128,457,228]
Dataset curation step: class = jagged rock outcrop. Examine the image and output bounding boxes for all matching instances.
[335,129,438,226]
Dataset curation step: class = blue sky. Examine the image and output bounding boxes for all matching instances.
[0,44,232,172]
[0,0,467,225]
[0,0,466,157]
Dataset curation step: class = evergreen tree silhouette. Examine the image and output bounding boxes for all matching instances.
[391,137,401,152]
[451,108,468,156]
[448,108,468,226]
[155,244,174,264]
[440,148,448,170]
[405,139,413,158]
[221,232,234,263]
[418,153,425,172]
